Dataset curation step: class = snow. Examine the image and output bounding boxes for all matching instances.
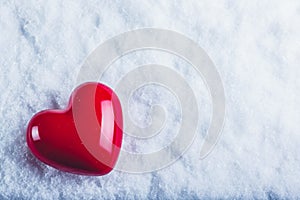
[0,0,300,199]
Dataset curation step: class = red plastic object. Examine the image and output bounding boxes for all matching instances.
[27,82,123,176]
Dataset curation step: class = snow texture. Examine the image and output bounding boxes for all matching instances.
[0,0,300,199]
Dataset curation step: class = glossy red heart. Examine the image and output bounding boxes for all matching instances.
[27,82,123,176]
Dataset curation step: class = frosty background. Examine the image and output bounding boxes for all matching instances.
[0,0,300,199]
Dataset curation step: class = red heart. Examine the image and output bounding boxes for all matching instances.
[27,82,123,176]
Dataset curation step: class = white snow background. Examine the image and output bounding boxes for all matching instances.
[0,0,300,199]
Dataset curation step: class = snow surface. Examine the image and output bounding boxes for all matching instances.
[1,0,300,199]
